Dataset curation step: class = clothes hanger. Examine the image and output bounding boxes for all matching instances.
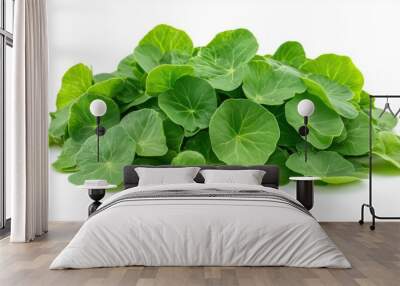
[393,97,400,117]
[378,97,396,118]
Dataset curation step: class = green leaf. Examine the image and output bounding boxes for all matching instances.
[268,105,301,148]
[333,126,347,144]
[86,78,122,97]
[267,148,296,185]
[118,94,151,114]
[190,29,258,91]
[48,106,70,145]
[285,93,344,149]
[184,130,222,164]
[68,94,120,142]
[52,138,81,172]
[120,109,168,156]
[146,64,194,95]
[265,57,304,78]
[56,64,93,109]
[359,90,372,110]
[286,151,357,184]
[243,60,306,105]
[331,112,369,156]
[321,176,360,184]
[158,76,217,132]
[117,54,147,84]
[86,77,146,105]
[272,41,306,68]
[303,74,359,119]
[373,131,400,168]
[163,119,184,152]
[171,151,206,166]
[133,24,193,72]
[209,99,279,165]
[302,54,364,96]
[117,54,138,77]
[68,126,136,185]
[94,73,115,83]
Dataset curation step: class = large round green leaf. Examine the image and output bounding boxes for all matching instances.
[243,60,306,105]
[302,54,364,96]
[184,130,221,164]
[52,138,81,172]
[56,63,93,109]
[373,131,400,168]
[171,151,206,166]
[68,126,136,185]
[303,74,359,119]
[209,99,279,165]
[133,24,193,72]
[285,93,344,149]
[158,76,217,132]
[272,41,306,68]
[120,109,168,156]
[331,112,369,156]
[146,64,194,95]
[286,151,357,184]
[190,29,258,91]
[68,94,120,142]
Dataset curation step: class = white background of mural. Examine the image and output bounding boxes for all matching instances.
[47,0,400,221]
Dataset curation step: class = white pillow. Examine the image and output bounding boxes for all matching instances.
[135,167,200,186]
[200,169,266,185]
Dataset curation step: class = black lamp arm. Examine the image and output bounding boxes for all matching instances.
[95,116,106,163]
[298,116,310,163]
[95,117,106,136]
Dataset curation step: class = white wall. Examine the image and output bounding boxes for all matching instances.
[47,0,400,221]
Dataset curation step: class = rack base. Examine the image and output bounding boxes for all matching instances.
[359,203,400,231]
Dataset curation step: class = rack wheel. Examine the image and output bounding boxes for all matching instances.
[370,225,375,231]
[358,220,364,225]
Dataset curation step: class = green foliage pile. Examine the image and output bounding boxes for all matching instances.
[49,24,400,187]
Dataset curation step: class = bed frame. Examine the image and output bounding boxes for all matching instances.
[123,165,280,190]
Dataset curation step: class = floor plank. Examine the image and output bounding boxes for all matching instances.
[0,222,399,286]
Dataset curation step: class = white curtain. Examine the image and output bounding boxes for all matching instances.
[10,0,49,242]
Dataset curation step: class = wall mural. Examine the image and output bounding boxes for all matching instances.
[49,24,399,188]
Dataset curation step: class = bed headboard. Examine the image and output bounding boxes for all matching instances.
[123,165,280,189]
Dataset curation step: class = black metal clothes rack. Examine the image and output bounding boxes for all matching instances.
[359,95,400,230]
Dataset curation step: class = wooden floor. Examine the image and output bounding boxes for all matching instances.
[0,222,399,286]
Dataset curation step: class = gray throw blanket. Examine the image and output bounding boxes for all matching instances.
[91,189,312,218]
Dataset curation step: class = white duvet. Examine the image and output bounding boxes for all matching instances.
[50,183,350,269]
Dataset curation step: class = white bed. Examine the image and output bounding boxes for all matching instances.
[50,183,350,269]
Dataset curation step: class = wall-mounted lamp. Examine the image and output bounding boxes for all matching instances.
[297,99,315,162]
[89,99,107,162]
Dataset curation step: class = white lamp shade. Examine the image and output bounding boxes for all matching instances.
[297,99,315,117]
[90,99,107,117]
